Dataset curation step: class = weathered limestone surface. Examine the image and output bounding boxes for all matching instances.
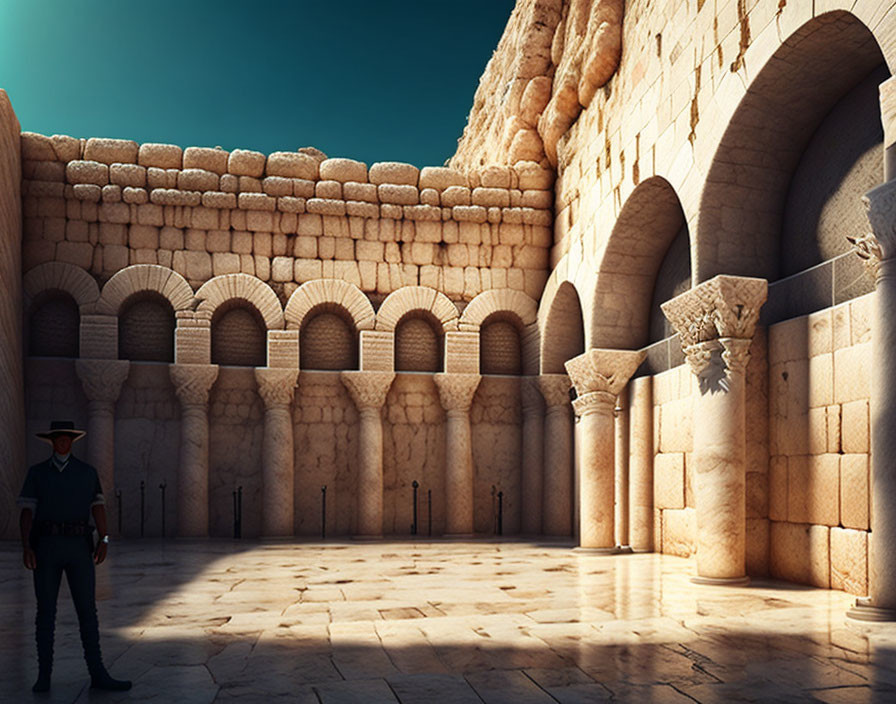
[628,376,653,552]
[520,376,545,534]
[0,90,23,539]
[539,373,573,536]
[256,368,299,537]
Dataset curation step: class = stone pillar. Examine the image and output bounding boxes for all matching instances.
[847,172,896,620]
[75,359,130,535]
[169,364,218,537]
[434,373,481,537]
[628,376,654,552]
[539,374,574,537]
[565,350,645,551]
[615,388,631,550]
[341,371,395,538]
[255,368,299,537]
[662,275,767,584]
[520,377,545,535]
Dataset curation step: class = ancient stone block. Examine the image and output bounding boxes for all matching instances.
[293,258,322,283]
[306,198,346,217]
[661,508,695,557]
[178,168,219,192]
[472,187,511,208]
[514,161,554,190]
[833,343,871,404]
[56,241,93,269]
[841,399,869,454]
[378,184,418,205]
[84,137,138,165]
[122,186,147,204]
[769,521,829,588]
[769,456,788,522]
[128,224,159,249]
[67,160,108,186]
[212,252,240,276]
[201,191,237,209]
[319,158,367,183]
[228,149,266,177]
[266,152,319,180]
[139,143,183,169]
[654,452,685,509]
[830,527,868,595]
[419,166,466,190]
[369,161,419,186]
[840,453,869,531]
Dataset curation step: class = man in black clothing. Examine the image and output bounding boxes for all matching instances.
[18,420,131,693]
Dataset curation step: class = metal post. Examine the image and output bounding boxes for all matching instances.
[237,486,242,539]
[491,484,497,534]
[427,489,432,537]
[115,489,122,535]
[411,480,419,535]
[159,480,166,538]
[232,490,238,539]
[321,485,327,539]
[498,491,504,536]
[139,480,145,538]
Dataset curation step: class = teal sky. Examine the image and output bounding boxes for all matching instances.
[0,1,515,168]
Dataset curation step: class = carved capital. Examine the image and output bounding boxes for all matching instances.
[684,338,750,384]
[538,374,572,408]
[75,359,130,404]
[255,368,299,408]
[682,341,716,377]
[521,376,546,414]
[846,179,896,282]
[564,348,645,399]
[571,390,616,417]
[720,337,751,375]
[661,274,768,348]
[433,373,481,413]
[341,371,396,410]
[169,364,219,407]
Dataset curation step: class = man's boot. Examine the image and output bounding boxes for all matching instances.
[83,624,131,690]
[32,617,54,692]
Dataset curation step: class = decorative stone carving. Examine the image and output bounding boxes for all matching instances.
[434,373,481,536]
[75,359,130,535]
[341,371,396,537]
[520,376,545,535]
[538,373,573,536]
[565,349,644,551]
[255,368,299,537]
[661,275,767,376]
[720,338,752,375]
[169,363,219,537]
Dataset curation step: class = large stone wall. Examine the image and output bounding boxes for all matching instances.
[0,90,24,539]
[767,295,872,595]
[19,134,554,305]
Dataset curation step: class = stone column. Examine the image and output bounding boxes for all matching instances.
[520,376,545,535]
[341,371,395,538]
[566,350,645,551]
[662,275,767,584]
[539,374,574,537]
[847,174,896,620]
[75,359,130,535]
[255,368,299,537]
[169,364,218,537]
[615,388,631,550]
[628,376,654,552]
[434,373,481,537]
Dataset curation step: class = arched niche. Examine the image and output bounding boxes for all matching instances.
[480,312,524,376]
[28,290,80,358]
[118,291,175,363]
[394,311,444,373]
[211,301,268,367]
[300,304,359,371]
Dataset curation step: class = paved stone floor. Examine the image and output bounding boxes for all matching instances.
[2,540,896,703]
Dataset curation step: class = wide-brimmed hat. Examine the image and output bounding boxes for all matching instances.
[36,420,86,442]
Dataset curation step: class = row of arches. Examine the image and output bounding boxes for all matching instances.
[24,262,539,374]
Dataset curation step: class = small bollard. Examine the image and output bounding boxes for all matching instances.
[140,480,145,538]
[411,480,419,535]
[115,489,122,535]
[491,484,497,534]
[497,491,504,536]
[232,485,243,539]
[159,481,167,538]
[427,489,432,537]
[321,485,327,539]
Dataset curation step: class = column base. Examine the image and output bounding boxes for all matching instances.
[352,535,384,541]
[847,597,896,622]
[691,575,750,586]
[630,547,653,553]
[615,545,634,554]
[574,546,618,555]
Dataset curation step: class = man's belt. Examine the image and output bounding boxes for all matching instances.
[37,521,91,537]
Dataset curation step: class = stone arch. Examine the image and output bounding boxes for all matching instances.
[696,10,887,282]
[462,289,539,376]
[23,262,99,315]
[284,278,376,331]
[194,273,284,329]
[539,277,586,375]
[97,264,193,316]
[375,286,459,332]
[590,177,690,350]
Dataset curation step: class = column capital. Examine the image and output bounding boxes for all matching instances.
[341,371,396,410]
[538,373,572,408]
[564,348,646,399]
[75,359,130,403]
[433,373,481,413]
[661,274,768,348]
[848,179,896,281]
[572,390,616,417]
[521,376,546,414]
[255,368,299,407]
[169,363,219,407]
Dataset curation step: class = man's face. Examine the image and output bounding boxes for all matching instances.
[52,434,73,455]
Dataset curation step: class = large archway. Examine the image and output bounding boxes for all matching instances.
[541,281,585,374]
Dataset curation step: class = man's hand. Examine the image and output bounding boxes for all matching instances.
[23,547,37,570]
[94,541,107,565]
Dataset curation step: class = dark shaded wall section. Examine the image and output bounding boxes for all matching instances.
[0,90,24,539]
